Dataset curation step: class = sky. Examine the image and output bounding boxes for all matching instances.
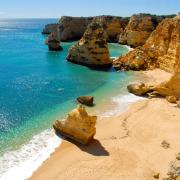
[0,0,179,18]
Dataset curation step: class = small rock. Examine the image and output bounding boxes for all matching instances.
[153,172,160,179]
[177,101,180,108]
[166,96,177,103]
[176,153,180,160]
[161,140,170,149]
[77,96,94,106]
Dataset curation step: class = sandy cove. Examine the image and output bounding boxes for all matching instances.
[30,69,180,180]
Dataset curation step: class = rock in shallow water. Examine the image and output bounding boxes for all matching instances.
[127,82,152,96]
[53,106,97,145]
[45,31,63,51]
[77,96,94,106]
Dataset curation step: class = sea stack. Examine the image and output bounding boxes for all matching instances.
[66,22,112,67]
[53,106,97,145]
[45,31,63,51]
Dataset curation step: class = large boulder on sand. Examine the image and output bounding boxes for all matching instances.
[53,106,97,145]
[66,22,112,67]
[127,82,152,96]
[77,96,94,106]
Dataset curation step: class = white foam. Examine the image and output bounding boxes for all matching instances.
[0,129,62,180]
[123,45,134,51]
[101,93,144,117]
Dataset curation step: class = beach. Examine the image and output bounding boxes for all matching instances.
[30,69,180,180]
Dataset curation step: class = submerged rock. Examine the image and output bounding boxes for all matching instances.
[77,96,94,106]
[53,106,97,145]
[127,82,152,96]
[45,31,63,51]
[66,22,112,67]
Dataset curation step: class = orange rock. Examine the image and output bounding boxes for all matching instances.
[67,22,112,67]
[53,106,97,145]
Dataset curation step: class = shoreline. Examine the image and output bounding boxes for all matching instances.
[30,69,178,180]
[0,43,133,180]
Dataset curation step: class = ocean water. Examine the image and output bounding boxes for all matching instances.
[0,19,140,179]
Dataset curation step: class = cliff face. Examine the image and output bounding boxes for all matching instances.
[66,22,112,67]
[44,16,129,43]
[143,14,180,72]
[58,16,93,41]
[93,16,129,42]
[114,14,180,73]
[119,14,160,47]
[42,23,58,34]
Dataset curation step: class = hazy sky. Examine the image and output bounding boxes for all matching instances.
[0,0,179,18]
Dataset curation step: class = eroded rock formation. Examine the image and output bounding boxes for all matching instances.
[53,106,97,145]
[114,14,180,73]
[45,31,63,51]
[93,16,129,42]
[66,22,112,67]
[58,16,93,41]
[42,23,58,34]
[119,14,159,47]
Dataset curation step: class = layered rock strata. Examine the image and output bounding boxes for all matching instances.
[42,23,58,34]
[53,106,97,145]
[114,14,180,73]
[66,22,112,67]
[45,31,62,51]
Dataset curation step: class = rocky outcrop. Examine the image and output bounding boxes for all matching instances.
[45,31,63,51]
[114,14,180,73]
[42,23,58,34]
[113,47,151,71]
[93,16,129,42]
[58,16,93,41]
[66,22,112,67]
[77,96,94,106]
[53,106,97,145]
[44,16,129,43]
[127,62,180,102]
[119,14,159,47]
[127,82,152,96]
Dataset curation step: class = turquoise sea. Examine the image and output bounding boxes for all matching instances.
[0,19,141,179]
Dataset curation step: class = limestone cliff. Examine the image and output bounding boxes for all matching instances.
[119,14,164,47]
[58,16,93,41]
[114,14,180,73]
[44,16,129,43]
[93,16,129,42]
[66,22,112,67]
[42,23,58,34]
